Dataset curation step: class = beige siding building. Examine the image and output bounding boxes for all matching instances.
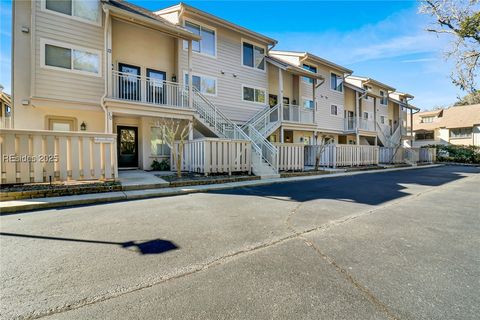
[411,105,480,147]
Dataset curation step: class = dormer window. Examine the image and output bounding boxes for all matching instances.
[421,116,434,123]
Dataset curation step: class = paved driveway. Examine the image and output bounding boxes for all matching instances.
[1,165,479,319]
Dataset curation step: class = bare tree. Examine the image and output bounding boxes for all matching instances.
[419,0,480,91]
[156,118,192,178]
[314,134,335,171]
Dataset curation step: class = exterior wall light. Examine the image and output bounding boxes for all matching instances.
[80,121,87,131]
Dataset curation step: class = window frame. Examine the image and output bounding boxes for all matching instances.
[302,98,314,110]
[182,18,217,58]
[302,64,317,84]
[330,104,338,116]
[183,71,218,97]
[41,0,102,27]
[330,72,344,93]
[150,126,172,157]
[421,116,435,123]
[46,116,77,131]
[379,90,388,105]
[450,127,473,139]
[380,115,385,124]
[241,39,266,72]
[242,84,267,104]
[40,38,102,77]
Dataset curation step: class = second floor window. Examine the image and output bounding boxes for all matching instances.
[184,73,217,96]
[380,116,385,124]
[331,105,338,115]
[45,0,100,24]
[242,42,265,70]
[43,40,100,75]
[421,116,434,123]
[363,112,369,119]
[303,99,314,109]
[330,73,343,92]
[184,21,216,57]
[302,64,317,84]
[380,90,388,105]
[243,86,266,103]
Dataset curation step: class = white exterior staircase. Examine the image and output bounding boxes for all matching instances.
[190,88,279,178]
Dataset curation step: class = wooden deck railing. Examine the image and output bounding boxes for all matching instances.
[274,143,305,171]
[171,138,251,175]
[0,129,117,184]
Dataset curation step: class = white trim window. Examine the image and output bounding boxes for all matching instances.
[41,39,101,76]
[183,20,216,57]
[242,85,266,104]
[363,85,372,100]
[380,116,385,124]
[363,112,369,119]
[450,127,472,138]
[302,64,317,84]
[184,72,217,96]
[151,127,171,156]
[330,73,343,92]
[42,0,101,25]
[242,41,265,71]
[303,99,314,109]
[421,116,434,123]
[330,105,338,116]
[379,90,388,105]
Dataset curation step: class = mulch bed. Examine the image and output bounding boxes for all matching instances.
[156,172,259,187]
[1,181,122,201]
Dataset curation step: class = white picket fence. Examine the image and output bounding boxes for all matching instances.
[274,143,304,171]
[171,138,251,175]
[379,147,405,164]
[305,144,379,168]
[379,147,436,164]
[419,148,436,162]
[0,129,117,184]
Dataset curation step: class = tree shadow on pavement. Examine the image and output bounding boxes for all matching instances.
[0,232,179,255]
[211,166,480,206]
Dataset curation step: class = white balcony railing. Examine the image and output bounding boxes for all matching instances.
[358,118,375,131]
[283,104,314,124]
[110,70,189,109]
[0,116,12,129]
[344,117,356,131]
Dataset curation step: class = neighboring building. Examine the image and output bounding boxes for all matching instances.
[410,105,480,147]
[10,0,420,177]
[0,85,12,129]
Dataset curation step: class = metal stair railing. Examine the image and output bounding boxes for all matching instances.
[242,104,281,137]
[244,125,278,173]
[191,88,278,173]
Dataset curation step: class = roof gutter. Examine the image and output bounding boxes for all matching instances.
[103,3,201,41]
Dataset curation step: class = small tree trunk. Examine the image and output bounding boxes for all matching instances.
[176,143,183,178]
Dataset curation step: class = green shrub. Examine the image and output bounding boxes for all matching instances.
[424,144,480,164]
[151,159,170,171]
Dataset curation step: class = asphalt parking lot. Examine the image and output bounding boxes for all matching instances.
[1,165,479,319]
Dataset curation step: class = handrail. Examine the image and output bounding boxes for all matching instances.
[245,124,278,172]
[242,104,272,129]
[249,103,281,136]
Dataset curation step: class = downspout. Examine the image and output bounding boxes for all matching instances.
[100,7,110,133]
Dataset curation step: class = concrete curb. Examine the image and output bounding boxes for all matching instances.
[0,164,442,214]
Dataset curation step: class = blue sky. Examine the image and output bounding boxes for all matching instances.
[0,0,462,109]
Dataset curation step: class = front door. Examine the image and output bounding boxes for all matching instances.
[119,63,141,101]
[117,126,138,168]
[146,69,167,104]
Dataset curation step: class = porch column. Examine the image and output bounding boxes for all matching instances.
[107,110,113,133]
[312,79,316,124]
[280,126,284,143]
[375,136,378,146]
[355,91,360,145]
[373,96,377,131]
[188,120,193,140]
[106,11,112,98]
[278,67,283,121]
[188,40,193,109]
[410,108,414,146]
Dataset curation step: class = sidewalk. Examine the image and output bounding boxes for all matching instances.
[0,164,441,214]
